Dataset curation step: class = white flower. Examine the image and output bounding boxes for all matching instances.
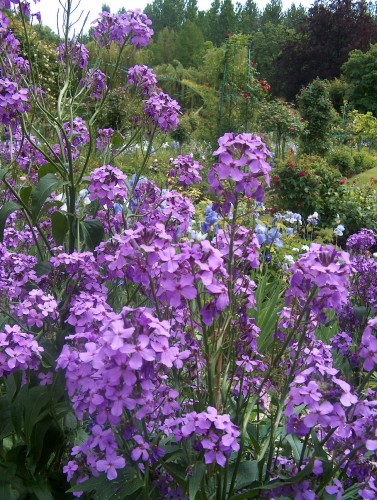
[334,224,345,236]
[292,247,300,252]
[284,255,295,265]
[301,245,309,252]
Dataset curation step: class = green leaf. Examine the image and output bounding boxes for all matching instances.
[0,202,22,243]
[31,173,66,223]
[112,131,124,149]
[19,186,33,207]
[0,168,8,180]
[38,163,59,180]
[79,219,104,251]
[189,463,206,499]
[34,262,51,277]
[51,211,69,246]
[160,461,187,490]
[233,461,259,490]
[286,434,303,464]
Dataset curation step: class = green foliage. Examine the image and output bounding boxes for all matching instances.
[257,100,304,158]
[337,185,377,236]
[175,21,205,67]
[298,78,336,155]
[342,44,377,115]
[353,150,377,174]
[273,154,343,225]
[329,148,355,176]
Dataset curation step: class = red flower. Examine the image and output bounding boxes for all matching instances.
[260,80,265,85]
[226,34,231,37]
[298,171,306,177]
[339,179,346,184]
[289,127,295,132]
[243,93,249,99]
[273,175,279,184]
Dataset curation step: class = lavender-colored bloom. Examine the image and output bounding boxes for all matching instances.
[127,65,157,95]
[347,229,376,255]
[56,41,89,70]
[96,128,114,151]
[96,454,125,480]
[307,211,319,225]
[0,324,43,376]
[359,317,377,372]
[92,10,153,49]
[333,224,345,237]
[0,78,29,126]
[80,68,108,100]
[87,165,128,208]
[168,155,203,187]
[144,92,180,132]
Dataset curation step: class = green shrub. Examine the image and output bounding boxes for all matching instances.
[337,185,377,236]
[272,154,344,226]
[329,148,355,176]
[353,150,377,174]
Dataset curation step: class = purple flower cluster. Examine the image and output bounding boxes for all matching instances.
[127,65,157,95]
[359,317,377,372]
[92,10,153,49]
[0,78,29,126]
[63,117,90,148]
[87,165,128,208]
[0,324,43,376]
[346,228,376,255]
[80,68,108,100]
[208,133,272,214]
[56,41,89,70]
[12,289,58,328]
[168,407,240,467]
[168,155,203,187]
[286,243,351,315]
[96,128,114,151]
[144,92,180,132]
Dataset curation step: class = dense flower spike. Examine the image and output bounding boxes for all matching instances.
[0,78,29,126]
[0,325,43,376]
[208,133,272,214]
[92,10,153,49]
[168,155,203,187]
[87,165,128,208]
[56,41,89,70]
[127,65,157,95]
[80,68,108,100]
[144,92,181,132]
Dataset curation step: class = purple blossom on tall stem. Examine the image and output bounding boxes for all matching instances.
[56,41,89,70]
[144,92,181,132]
[87,165,128,208]
[168,155,203,187]
[127,65,157,95]
[0,78,29,126]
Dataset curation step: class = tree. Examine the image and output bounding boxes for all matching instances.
[342,44,377,115]
[185,0,198,22]
[235,0,260,34]
[283,2,306,28]
[218,0,236,41]
[144,0,185,35]
[150,27,177,65]
[298,78,335,155]
[261,0,283,26]
[277,0,377,100]
[101,3,110,12]
[175,21,205,66]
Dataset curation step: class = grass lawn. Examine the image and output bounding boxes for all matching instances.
[351,165,377,187]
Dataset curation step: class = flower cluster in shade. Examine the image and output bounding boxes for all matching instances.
[92,10,153,49]
[127,65,157,95]
[144,92,181,132]
[87,165,128,208]
[168,155,203,187]
[0,324,43,376]
[166,407,240,467]
[208,133,272,215]
[96,128,114,151]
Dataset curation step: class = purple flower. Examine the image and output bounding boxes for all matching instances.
[92,10,153,49]
[56,41,89,69]
[0,78,29,126]
[80,69,108,100]
[326,479,344,499]
[168,155,203,187]
[144,92,180,132]
[96,454,125,480]
[87,165,128,208]
[127,65,157,95]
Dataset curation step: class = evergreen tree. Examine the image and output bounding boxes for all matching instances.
[261,0,283,26]
[283,3,306,28]
[175,21,205,66]
[185,0,198,22]
[235,0,260,34]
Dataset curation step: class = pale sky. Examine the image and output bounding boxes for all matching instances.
[31,0,313,34]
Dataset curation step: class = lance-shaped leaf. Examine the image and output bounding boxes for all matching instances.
[31,173,67,223]
[0,202,22,243]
